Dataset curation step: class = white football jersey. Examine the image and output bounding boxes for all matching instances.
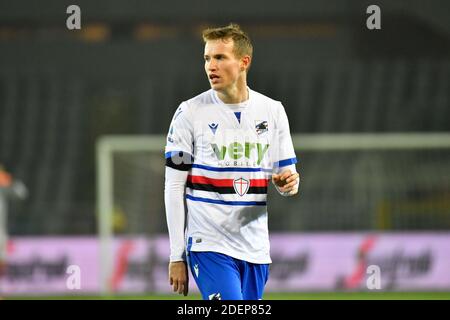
[165,88,297,264]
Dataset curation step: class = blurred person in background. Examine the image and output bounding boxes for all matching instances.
[164,23,300,300]
[0,164,28,280]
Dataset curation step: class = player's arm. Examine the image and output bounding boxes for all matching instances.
[11,180,28,200]
[272,102,300,196]
[164,102,194,296]
[0,209,7,276]
[165,165,190,296]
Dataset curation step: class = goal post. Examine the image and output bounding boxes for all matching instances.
[96,133,450,294]
[96,135,166,294]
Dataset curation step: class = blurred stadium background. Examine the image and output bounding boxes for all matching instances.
[0,0,449,299]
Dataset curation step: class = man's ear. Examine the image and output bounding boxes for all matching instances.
[240,55,251,71]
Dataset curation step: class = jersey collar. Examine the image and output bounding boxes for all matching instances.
[212,87,252,109]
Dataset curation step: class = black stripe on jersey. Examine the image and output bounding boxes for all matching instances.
[165,152,193,171]
[186,182,267,194]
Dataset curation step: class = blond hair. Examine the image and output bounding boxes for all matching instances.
[202,23,253,60]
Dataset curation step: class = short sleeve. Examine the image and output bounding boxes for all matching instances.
[272,102,297,171]
[165,102,194,170]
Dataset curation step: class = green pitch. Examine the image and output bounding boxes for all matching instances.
[7,292,450,300]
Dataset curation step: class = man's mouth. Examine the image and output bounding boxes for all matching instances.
[209,74,220,81]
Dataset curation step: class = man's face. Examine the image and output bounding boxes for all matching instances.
[204,39,243,92]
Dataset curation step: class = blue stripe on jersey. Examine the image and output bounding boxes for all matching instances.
[186,194,266,206]
[192,164,271,173]
[276,157,298,168]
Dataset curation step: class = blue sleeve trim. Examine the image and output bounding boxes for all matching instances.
[276,157,298,168]
[165,151,194,171]
[165,151,194,159]
[165,151,192,159]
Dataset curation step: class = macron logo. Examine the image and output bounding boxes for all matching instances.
[193,264,199,278]
[208,123,219,134]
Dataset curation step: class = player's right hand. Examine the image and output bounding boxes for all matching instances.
[169,261,189,296]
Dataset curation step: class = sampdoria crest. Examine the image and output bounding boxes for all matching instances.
[255,120,268,135]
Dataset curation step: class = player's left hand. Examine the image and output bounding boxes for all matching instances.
[272,169,299,195]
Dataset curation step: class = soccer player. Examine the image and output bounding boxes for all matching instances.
[164,23,299,300]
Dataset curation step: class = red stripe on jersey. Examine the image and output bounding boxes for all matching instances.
[250,179,270,187]
[188,175,233,187]
[188,175,269,187]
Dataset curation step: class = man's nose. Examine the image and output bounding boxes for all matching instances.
[207,60,217,71]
